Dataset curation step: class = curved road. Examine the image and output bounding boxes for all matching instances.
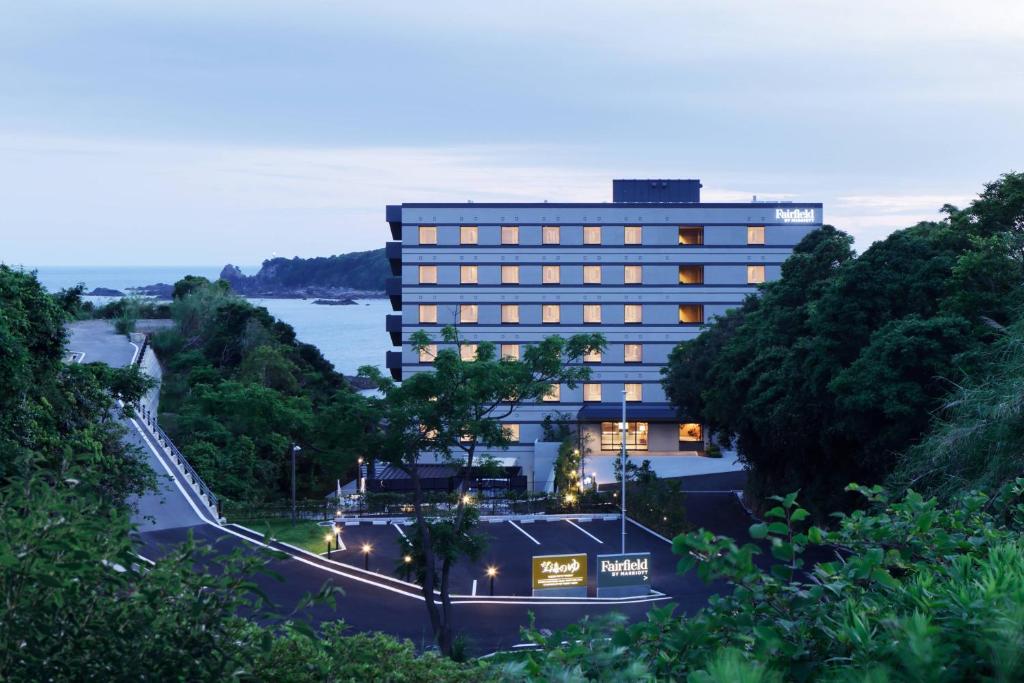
[68,321,748,653]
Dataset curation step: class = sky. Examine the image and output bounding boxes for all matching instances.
[1,1,1022,268]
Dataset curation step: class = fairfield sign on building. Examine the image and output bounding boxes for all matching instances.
[775,207,816,223]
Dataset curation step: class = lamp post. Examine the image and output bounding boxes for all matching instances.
[403,554,413,581]
[621,388,627,554]
[357,457,365,514]
[362,543,372,571]
[291,444,302,525]
[486,565,498,596]
[325,533,333,558]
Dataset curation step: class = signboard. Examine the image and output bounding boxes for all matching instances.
[532,553,588,597]
[597,552,651,598]
[775,208,816,224]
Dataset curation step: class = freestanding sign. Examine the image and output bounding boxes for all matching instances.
[531,553,588,597]
[596,552,651,597]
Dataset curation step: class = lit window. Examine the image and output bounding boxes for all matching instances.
[583,265,601,284]
[679,423,703,442]
[419,226,437,245]
[542,304,560,323]
[501,344,520,360]
[460,304,478,324]
[501,304,520,324]
[584,348,602,363]
[601,421,648,451]
[624,265,642,285]
[583,226,602,245]
[418,265,438,284]
[624,304,642,324]
[679,226,703,245]
[501,226,519,245]
[501,265,520,284]
[625,383,642,402]
[542,265,560,284]
[542,384,561,402]
[419,344,437,363]
[624,343,642,363]
[583,304,601,324]
[679,265,703,285]
[542,225,560,245]
[460,344,478,362]
[504,423,520,442]
[583,383,602,402]
[747,226,765,245]
[679,304,703,324]
[747,265,766,284]
[460,265,478,284]
[419,304,437,324]
[624,225,642,245]
[461,225,478,244]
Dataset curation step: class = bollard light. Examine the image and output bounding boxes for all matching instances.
[486,565,498,596]
[325,533,333,558]
[362,543,373,571]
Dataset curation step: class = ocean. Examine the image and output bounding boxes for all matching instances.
[26,265,389,375]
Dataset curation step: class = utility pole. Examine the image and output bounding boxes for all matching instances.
[621,388,627,554]
[291,444,302,524]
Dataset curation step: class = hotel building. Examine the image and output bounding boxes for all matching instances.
[384,179,822,488]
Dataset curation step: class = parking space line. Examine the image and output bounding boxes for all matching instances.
[508,520,541,545]
[393,523,407,539]
[565,519,603,544]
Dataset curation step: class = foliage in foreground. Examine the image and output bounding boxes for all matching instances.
[499,483,1024,682]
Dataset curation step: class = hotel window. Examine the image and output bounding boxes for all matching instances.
[624,225,642,245]
[679,304,704,324]
[419,226,437,245]
[624,265,642,285]
[624,304,642,324]
[460,304,479,324]
[419,304,437,323]
[542,265,560,284]
[460,265,478,284]
[601,421,648,450]
[747,265,766,284]
[501,265,520,284]
[679,226,703,245]
[583,304,602,324]
[501,225,519,245]
[584,348,602,363]
[501,343,520,360]
[542,383,561,402]
[542,225,561,245]
[583,383,602,402]
[625,383,642,402]
[460,225,478,245]
[583,226,602,245]
[418,265,438,285]
[679,423,703,443]
[501,304,520,324]
[504,423,520,443]
[460,344,478,362]
[624,343,642,363]
[747,225,765,245]
[419,344,437,363]
[583,265,602,284]
[542,304,560,324]
[679,265,704,285]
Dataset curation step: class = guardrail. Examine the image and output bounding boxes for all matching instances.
[137,403,222,521]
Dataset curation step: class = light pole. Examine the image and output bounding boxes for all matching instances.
[291,444,302,525]
[486,565,498,595]
[325,533,333,558]
[362,543,372,571]
[357,457,365,514]
[621,388,627,554]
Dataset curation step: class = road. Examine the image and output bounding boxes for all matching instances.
[68,320,755,653]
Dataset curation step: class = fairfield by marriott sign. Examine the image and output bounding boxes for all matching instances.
[600,556,649,577]
[775,207,816,224]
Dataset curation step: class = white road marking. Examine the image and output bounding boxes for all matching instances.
[626,517,674,545]
[508,520,540,545]
[471,579,478,596]
[566,519,603,544]
[128,340,141,365]
[393,523,407,539]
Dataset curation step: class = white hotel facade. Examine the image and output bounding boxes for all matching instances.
[385,180,822,488]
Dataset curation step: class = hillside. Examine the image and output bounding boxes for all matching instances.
[219,248,388,297]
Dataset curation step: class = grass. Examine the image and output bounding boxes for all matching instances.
[237,518,332,555]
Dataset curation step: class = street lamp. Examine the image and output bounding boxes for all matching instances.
[486,565,498,596]
[325,533,334,558]
[620,388,627,554]
[362,543,373,571]
[403,554,413,581]
[357,457,365,513]
[291,444,302,525]
[462,493,473,506]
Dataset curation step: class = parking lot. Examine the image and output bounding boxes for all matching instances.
[327,515,682,598]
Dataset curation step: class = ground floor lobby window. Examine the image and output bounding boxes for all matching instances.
[600,421,649,450]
